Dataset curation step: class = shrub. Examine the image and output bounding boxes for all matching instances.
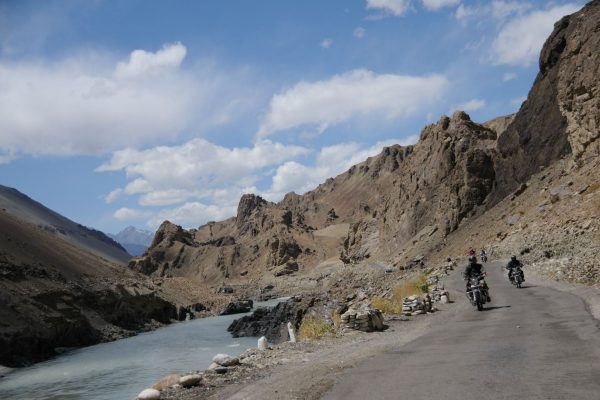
[298,314,335,340]
[371,274,429,314]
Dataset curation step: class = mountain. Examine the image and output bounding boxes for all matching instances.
[0,187,207,367]
[110,226,154,256]
[130,0,600,291]
[0,185,130,264]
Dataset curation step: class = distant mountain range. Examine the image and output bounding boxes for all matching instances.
[109,226,154,256]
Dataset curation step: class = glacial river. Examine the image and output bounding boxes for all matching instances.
[0,299,283,400]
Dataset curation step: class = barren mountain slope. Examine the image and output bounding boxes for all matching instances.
[0,185,130,263]
[131,111,499,283]
[0,208,209,367]
[132,0,600,289]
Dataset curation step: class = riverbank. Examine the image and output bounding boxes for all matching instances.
[149,296,463,400]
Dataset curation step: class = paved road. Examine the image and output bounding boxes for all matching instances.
[323,261,600,400]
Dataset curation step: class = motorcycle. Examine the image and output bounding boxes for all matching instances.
[509,267,525,288]
[481,254,488,263]
[466,273,488,311]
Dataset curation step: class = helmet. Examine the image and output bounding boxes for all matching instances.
[511,255,517,261]
[469,255,477,263]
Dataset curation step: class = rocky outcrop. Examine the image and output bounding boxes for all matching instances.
[495,0,600,198]
[227,297,312,343]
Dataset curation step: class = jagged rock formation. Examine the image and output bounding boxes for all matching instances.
[134,1,600,286]
[495,0,600,198]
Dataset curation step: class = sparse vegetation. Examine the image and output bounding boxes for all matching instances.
[371,274,429,314]
[298,314,335,340]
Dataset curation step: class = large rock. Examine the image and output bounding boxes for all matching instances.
[137,388,161,400]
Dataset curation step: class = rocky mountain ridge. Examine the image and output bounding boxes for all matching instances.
[132,0,600,292]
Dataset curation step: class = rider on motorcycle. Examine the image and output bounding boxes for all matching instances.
[480,249,487,260]
[506,255,525,283]
[464,256,491,301]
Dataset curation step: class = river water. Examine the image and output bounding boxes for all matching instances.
[0,299,283,400]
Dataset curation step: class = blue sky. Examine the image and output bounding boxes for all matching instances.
[0,0,584,233]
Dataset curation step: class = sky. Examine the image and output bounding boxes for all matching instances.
[0,0,584,234]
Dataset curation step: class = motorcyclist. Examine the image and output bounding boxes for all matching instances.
[480,249,487,261]
[506,255,525,283]
[464,256,491,301]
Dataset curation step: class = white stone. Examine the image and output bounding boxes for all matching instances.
[440,295,449,304]
[258,336,268,351]
[287,322,297,343]
[137,388,160,400]
[179,374,202,388]
[212,353,239,366]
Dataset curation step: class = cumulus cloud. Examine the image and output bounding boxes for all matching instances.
[265,136,419,200]
[320,38,333,48]
[491,4,581,67]
[0,43,260,161]
[113,207,150,221]
[353,27,366,38]
[115,42,187,78]
[99,138,309,225]
[256,69,448,138]
[147,202,237,227]
[366,0,411,16]
[104,188,123,204]
[451,98,486,113]
[422,0,460,11]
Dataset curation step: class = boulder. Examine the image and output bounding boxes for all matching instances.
[179,374,202,388]
[220,300,253,315]
[212,353,240,367]
[137,388,161,400]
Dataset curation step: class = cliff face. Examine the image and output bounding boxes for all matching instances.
[495,0,600,199]
[133,1,600,284]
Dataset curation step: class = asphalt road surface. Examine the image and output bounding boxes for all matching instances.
[323,261,600,400]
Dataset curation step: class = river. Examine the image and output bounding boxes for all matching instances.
[0,298,284,400]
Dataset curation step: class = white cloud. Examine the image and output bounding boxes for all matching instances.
[366,0,411,16]
[422,0,460,11]
[147,202,237,227]
[491,1,533,20]
[320,38,333,48]
[114,207,150,221]
[456,1,533,21]
[455,4,477,19]
[502,72,518,81]
[353,27,366,38]
[98,138,309,226]
[256,69,448,138]
[491,4,581,67]
[0,43,261,161]
[511,96,527,106]
[451,98,486,113]
[104,188,123,204]
[115,42,186,79]
[265,136,419,200]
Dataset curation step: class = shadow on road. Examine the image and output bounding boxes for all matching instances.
[482,305,511,311]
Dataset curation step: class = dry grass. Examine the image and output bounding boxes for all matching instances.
[298,314,335,340]
[371,274,428,314]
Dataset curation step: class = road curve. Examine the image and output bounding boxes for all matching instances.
[323,261,600,400]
